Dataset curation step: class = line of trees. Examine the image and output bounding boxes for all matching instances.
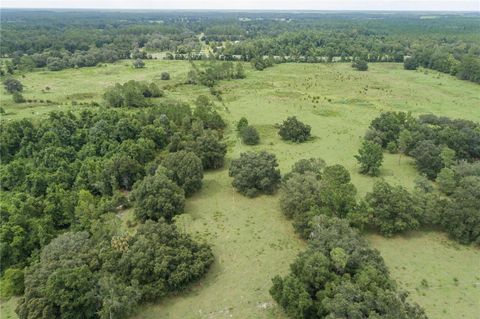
[2,11,479,83]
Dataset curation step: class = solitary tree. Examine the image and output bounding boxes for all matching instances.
[278,117,311,143]
[132,59,145,69]
[355,140,383,176]
[229,151,281,197]
[240,126,260,145]
[3,78,23,93]
[237,117,249,132]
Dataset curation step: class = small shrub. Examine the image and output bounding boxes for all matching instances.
[12,92,25,103]
[352,59,368,71]
[161,72,170,80]
[240,126,260,145]
[132,59,145,69]
[237,117,249,132]
[386,141,398,153]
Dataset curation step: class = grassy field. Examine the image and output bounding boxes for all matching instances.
[0,60,210,120]
[1,61,479,319]
[368,232,480,319]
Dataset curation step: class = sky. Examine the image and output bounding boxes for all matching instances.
[1,0,479,11]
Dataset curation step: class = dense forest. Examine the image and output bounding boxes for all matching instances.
[1,10,479,82]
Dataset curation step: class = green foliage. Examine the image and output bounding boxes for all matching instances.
[278,116,311,143]
[0,102,225,272]
[365,180,422,236]
[251,57,274,71]
[441,176,480,244]
[280,161,358,238]
[270,216,427,319]
[3,78,23,93]
[352,59,368,71]
[355,140,383,176]
[0,268,25,297]
[411,140,443,179]
[240,125,260,145]
[280,172,321,218]
[367,112,480,179]
[187,61,246,87]
[16,220,213,319]
[229,151,281,197]
[404,57,419,70]
[162,150,204,196]
[104,80,162,108]
[160,71,170,80]
[12,92,25,103]
[436,167,456,195]
[386,141,398,153]
[132,58,145,68]
[193,96,226,130]
[131,171,185,222]
[236,117,249,132]
[194,130,227,169]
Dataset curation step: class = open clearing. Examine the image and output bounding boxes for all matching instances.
[368,232,480,319]
[1,61,479,318]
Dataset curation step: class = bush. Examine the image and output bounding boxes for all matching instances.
[236,117,249,132]
[352,59,368,71]
[131,171,185,222]
[386,141,398,153]
[278,116,311,143]
[229,151,281,197]
[3,78,23,93]
[160,71,170,80]
[12,92,26,103]
[132,59,145,68]
[240,125,260,145]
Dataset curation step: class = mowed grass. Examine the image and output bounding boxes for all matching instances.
[1,62,479,318]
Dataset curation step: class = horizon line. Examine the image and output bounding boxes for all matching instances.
[0,7,479,13]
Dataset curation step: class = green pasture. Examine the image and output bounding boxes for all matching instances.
[1,61,479,319]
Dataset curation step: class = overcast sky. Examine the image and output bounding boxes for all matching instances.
[1,0,479,11]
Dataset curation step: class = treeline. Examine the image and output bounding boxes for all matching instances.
[2,10,479,83]
[355,112,480,244]
[365,112,480,179]
[186,61,246,87]
[0,93,229,316]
